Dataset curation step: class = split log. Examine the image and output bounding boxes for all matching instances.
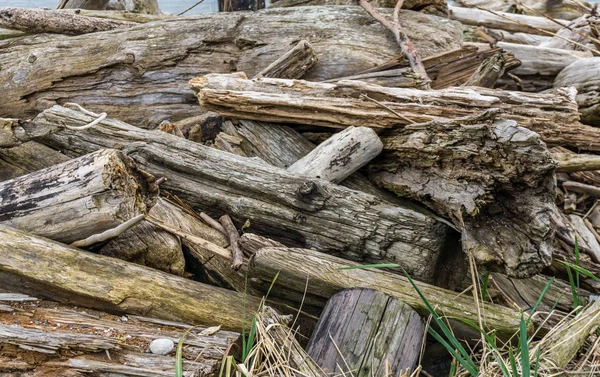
[254,40,318,79]
[270,0,448,16]
[0,149,157,245]
[26,106,448,282]
[0,141,69,181]
[0,225,261,331]
[306,288,424,377]
[191,74,600,153]
[0,6,461,127]
[369,110,556,278]
[554,57,600,126]
[0,7,136,35]
[248,246,526,340]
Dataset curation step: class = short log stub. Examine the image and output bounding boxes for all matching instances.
[306,288,424,377]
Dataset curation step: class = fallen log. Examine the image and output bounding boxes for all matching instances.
[453,0,586,20]
[25,106,449,282]
[554,57,600,126]
[0,7,137,35]
[248,246,526,340]
[552,152,600,173]
[0,225,261,331]
[0,148,158,245]
[271,0,448,16]
[0,141,69,181]
[191,74,600,152]
[254,40,318,80]
[0,6,461,127]
[57,0,110,10]
[307,288,424,377]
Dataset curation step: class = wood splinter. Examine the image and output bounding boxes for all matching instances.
[219,215,244,270]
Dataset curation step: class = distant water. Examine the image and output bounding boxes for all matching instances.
[2,0,220,14]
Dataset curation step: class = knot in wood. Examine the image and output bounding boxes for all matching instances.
[297,181,318,198]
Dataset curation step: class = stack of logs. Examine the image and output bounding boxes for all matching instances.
[1,0,600,375]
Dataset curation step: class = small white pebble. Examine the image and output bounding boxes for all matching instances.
[120,316,128,322]
[149,338,174,355]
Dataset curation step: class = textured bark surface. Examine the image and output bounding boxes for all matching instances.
[453,0,585,20]
[0,7,136,35]
[0,225,261,331]
[25,106,449,282]
[0,149,157,245]
[57,0,111,10]
[254,40,318,79]
[369,111,557,278]
[0,6,461,127]
[248,247,526,340]
[271,0,448,16]
[307,289,424,377]
[0,141,69,181]
[554,57,600,126]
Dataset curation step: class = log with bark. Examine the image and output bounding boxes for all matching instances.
[21,105,450,282]
[0,148,158,245]
[0,6,461,127]
[0,225,261,332]
[554,57,600,126]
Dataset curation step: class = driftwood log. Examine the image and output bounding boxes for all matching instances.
[453,0,586,20]
[271,0,448,16]
[22,106,449,282]
[0,148,157,245]
[0,6,461,127]
[554,57,600,126]
[307,288,424,377]
[57,0,111,10]
[0,225,261,331]
[254,40,318,80]
[0,141,69,181]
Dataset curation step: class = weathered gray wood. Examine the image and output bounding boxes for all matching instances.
[0,6,461,127]
[0,149,158,245]
[325,68,426,88]
[287,126,383,184]
[0,141,69,181]
[270,0,448,16]
[248,247,526,340]
[0,225,261,331]
[0,7,136,35]
[57,0,111,10]
[462,52,506,88]
[307,288,424,377]
[540,14,599,51]
[569,214,600,262]
[369,111,557,278]
[554,57,600,126]
[254,40,318,80]
[453,0,585,20]
[26,106,449,282]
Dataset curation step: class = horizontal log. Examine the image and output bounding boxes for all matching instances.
[0,225,261,331]
[0,141,69,181]
[0,6,461,127]
[24,106,449,282]
[0,149,158,244]
[554,57,600,126]
[553,152,600,172]
[0,7,136,35]
[453,0,585,20]
[271,0,448,16]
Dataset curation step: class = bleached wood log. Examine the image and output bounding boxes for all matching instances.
[271,0,448,16]
[248,246,526,340]
[0,7,136,35]
[0,6,461,127]
[0,149,157,245]
[540,14,599,51]
[25,106,449,282]
[568,215,600,263]
[0,141,69,181]
[453,0,586,20]
[0,225,261,331]
[554,57,600,126]
[287,126,383,183]
[254,40,318,80]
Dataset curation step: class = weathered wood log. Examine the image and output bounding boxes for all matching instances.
[57,0,111,10]
[0,296,238,375]
[287,126,383,184]
[453,0,586,20]
[254,40,318,80]
[0,149,157,245]
[0,225,261,331]
[462,52,506,88]
[552,152,600,172]
[540,14,600,51]
[191,74,600,153]
[0,141,69,181]
[568,214,600,262]
[307,288,424,377]
[270,0,448,16]
[554,57,600,126]
[25,106,449,282]
[0,7,136,35]
[463,25,552,46]
[248,246,526,339]
[0,6,461,127]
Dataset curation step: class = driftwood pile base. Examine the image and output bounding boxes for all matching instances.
[1,0,600,376]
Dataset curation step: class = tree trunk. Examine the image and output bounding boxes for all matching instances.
[24,106,449,282]
[0,149,158,245]
[0,6,461,127]
[307,288,424,377]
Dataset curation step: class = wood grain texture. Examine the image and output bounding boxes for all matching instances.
[554,57,600,126]
[254,40,318,80]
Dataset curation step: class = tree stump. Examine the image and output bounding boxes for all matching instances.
[306,288,424,377]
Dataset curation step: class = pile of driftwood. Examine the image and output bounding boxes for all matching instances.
[1,0,600,376]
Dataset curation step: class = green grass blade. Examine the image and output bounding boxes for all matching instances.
[527,277,554,326]
[533,348,541,377]
[508,347,518,377]
[337,263,400,270]
[428,327,479,377]
[562,261,600,282]
[481,272,490,301]
[566,265,581,310]
[520,313,531,377]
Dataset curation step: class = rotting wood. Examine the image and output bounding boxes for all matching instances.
[254,40,318,80]
[306,288,424,377]
[553,152,600,172]
[25,105,449,282]
[248,246,526,340]
[0,225,261,331]
[461,52,506,88]
[554,57,600,126]
[0,141,69,182]
[0,7,136,35]
[0,149,158,245]
[0,6,462,127]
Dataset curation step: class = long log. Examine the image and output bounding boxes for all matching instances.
[0,141,69,181]
[24,106,449,282]
[0,149,158,245]
[190,74,600,152]
[0,6,461,127]
[248,247,526,340]
[271,0,448,16]
[0,225,260,331]
[554,57,600,126]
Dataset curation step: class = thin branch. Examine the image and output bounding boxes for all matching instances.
[70,214,146,248]
[177,0,206,16]
[219,214,244,271]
